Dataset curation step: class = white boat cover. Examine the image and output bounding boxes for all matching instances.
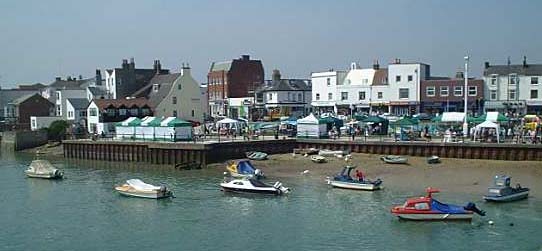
[126,179,161,191]
[29,160,57,173]
[441,112,465,122]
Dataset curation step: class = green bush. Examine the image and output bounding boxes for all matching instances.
[47,120,69,141]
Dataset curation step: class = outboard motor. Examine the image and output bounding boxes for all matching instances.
[464,202,486,216]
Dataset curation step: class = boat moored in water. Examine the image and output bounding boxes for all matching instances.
[391,187,485,221]
[484,175,529,202]
[326,166,382,191]
[25,160,64,179]
[115,179,173,199]
[220,177,290,195]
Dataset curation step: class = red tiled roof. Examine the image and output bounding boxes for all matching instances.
[92,97,151,111]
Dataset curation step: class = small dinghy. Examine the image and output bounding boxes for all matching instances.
[318,149,347,157]
[310,155,326,163]
[427,155,441,164]
[326,166,382,191]
[246,151,268,160]
[483,175,529,202]
[220,177,290,195]
[391,187,485,221]
[380,155,408,164]
[25,160,64,179]
[115,179,173,199]
[226,160,264,179]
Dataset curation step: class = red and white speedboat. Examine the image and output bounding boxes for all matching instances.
[391,187,485,221]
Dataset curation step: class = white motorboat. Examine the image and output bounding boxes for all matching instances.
[115,179,173,199]
[310,155,326,163]
[25,160,64,179]
[220,178,290,195]
[380,155,408,164]
[326,166,382,191]
[318,149,348,157]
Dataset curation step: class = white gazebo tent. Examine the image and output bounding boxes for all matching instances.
[216,118,241,132]
[115,117,141,139]
[441,112,465,123]
[135,116,161,140]
[154,117,193,141]
[296,113,327,138]
[474,120,500,143]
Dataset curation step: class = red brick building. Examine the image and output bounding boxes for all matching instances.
[207,55,264,117]
[420,73,484,115]
[5,93,54,129]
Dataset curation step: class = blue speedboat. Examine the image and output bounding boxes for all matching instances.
[484,175,529,202]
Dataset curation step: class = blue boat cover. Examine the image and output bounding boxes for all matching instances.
[431,199,467,214]
[237,161,256,174]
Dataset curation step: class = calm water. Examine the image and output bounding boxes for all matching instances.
[1,152,541,251]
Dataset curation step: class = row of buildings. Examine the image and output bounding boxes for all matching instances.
[1,55,542,134]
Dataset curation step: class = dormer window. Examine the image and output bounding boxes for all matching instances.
[153,84,160,92]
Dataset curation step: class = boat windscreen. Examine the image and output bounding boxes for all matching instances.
[237,161,256,174]
[249,178,272,188]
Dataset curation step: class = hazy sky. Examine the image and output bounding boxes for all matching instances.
[1,0,541,87]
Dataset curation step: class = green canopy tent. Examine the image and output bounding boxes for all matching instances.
[472,112,509,124]
[115,117,142,139]
[361,116,388,135]
[154,117,193,141]
[391,117,420,141]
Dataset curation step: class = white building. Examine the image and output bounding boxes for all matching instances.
[483,57,542,114]
[387,59,430,115]
[310,69,347,114]
[55,89,86,118]
[66,98,89,127]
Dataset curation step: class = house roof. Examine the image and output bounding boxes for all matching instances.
[10,93,38,105]
[18,83,46,90]
[261,79,311,92]
[372,68,388,86]
[131,73,181,99]
[483,64,542,76]
[88,86,108,96]
[92,98,151,111]
[209,61,232,72]
[67,98,89,110]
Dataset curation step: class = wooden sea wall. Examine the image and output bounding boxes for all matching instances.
[296,139,542,161]
[62,139,297,167]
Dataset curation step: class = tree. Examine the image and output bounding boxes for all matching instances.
[47,120,69,141]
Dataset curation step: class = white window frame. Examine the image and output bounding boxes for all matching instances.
[468,86,477,96]
[490,90,497,100]
[399,88,409,99]
[426,86,435,97]
[341,92,348,101]
[454,86,463,96]
[531,77,539,85]
[530,89,538,99]
[509,74,518,85]
[491,75,498,86]
[377,92,383,99]
[359,91,366,100]
[315,93,320,101]
[440,86,449,97]
[396,75,401,82]
[508,89,516,100]
[328,93,333,100]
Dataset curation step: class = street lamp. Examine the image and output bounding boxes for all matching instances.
[463,55,469,137]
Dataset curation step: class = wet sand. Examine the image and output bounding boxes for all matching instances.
[211,153,542,197]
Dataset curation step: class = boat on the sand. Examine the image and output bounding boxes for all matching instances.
[427,155,441,164]
[246,151,268,160]
[380,155,408,164]
[310,155,326,163]
[391,187,485,221]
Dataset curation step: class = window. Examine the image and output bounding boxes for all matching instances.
[56,92,60,100]
[362,79,368,84]
[173,110,177,117]
[119,109,127,116]
[454,86,463,96]
[341,92,348,101]
[142,108,151,116]
[531,90,538,99]
[256,93,263,103]
[177,84,182,90]
[287,92,291,101]
[326,78,331,86]
[408,75,413,82]
[172,97,177,104]
[468,86,477,96]
[377,92,383,99]
[359,91,366,100]
[89,108,97,116]
[414,203,429,210]
[153,84,159,92]
[509,74,518,85]
[396,75,401,82]
[80,111,87,117]
[56,106,61,116]
[130,108,138,115]
[191,110,195,117]
[532,77,539,85]
[106,108,115,116]
[426,86,435,97]
[315,93,320,100]
[268,93,273,100]
[328,93,333,100]
[298,93,302,101]
[490,90,497,100]
[399,88,409,99]
[440,86,449,96]
[491,75,498,86]
[508,89,516,100]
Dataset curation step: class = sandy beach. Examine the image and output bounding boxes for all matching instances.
[211,152,542,198]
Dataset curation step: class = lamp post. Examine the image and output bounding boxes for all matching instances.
[369,85,373,115]
[463,56,469,137]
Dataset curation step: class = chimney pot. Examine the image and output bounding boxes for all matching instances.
[272,69,281,82]
[55,77,61,81]
[373,60,380,70]
[523,56,528,68]
[242,55,250,61]
[484,62,490,69]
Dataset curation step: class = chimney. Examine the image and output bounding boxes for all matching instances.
[241,55,250,61]
[78,75,83,80]
[129,57,135,69]
[55,77,61,81]
[95,69,102,86]
[122,59,128,69]
[272,69,281,82]
[394,58,401,64]
[455,71,464,79]
[350,62,358,70]
[180,63,191,76]
[153,60,162,74]
[523,56,528,68]
[67,76,72,81]
[373,60,380,70]
[484,61,490,69]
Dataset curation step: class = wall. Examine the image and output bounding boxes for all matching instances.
[1,130,48,151]
[31,116,62,131]
[311,70,346,110]
[155,69,204,122]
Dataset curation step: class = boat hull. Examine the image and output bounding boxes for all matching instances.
[115,187,171,199]
[393,213,473,221]
[484,191,529,202]
[24,171,63,179]
[220,184,281,195]
[328,180,381,191]
[380,156,408,164]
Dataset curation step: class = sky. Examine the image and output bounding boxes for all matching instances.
[1,0,541,87]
